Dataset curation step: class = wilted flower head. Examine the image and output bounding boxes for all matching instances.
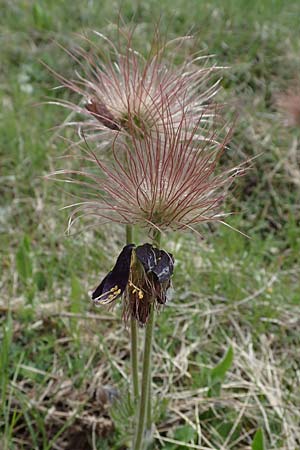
[91,243,174,325]
[49,27,222,145]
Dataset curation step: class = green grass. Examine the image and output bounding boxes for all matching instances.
[1,0,300,449]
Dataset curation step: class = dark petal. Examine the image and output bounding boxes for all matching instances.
[91,244,134,304]
[135,244,174,282]
[152,250,174,283]
[154,279,171,304]
[86,100,121,131]
[135,243,157,272]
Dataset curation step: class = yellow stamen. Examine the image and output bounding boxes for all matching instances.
[128,280,144,300]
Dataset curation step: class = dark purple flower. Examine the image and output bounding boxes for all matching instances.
[91,243,174,325]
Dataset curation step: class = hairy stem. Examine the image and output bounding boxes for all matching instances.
[126,225,139,401]
[133,230,161,450]
[133,304,155,450]
[130,318,139,400]
[146,230,161,434]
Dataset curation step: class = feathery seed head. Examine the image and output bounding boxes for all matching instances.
[50,28,222,145]
[52,102,242,234]
[48,27,244,235]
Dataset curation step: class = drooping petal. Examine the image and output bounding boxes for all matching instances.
[135,243,158,272]
[135,243,174,282]
[91,244,134,305]
[151,249,174,283]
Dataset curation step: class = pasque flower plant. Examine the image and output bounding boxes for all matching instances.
[49,27,243,450]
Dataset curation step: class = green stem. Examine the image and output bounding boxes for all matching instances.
[133,304,155,450]
[126,224,133,245]
[133,230,161,450]
[131,318,139,400]
[152,230,162,248]
[126,225,139,402]
[146,376,152,433]
[146,230,161,434]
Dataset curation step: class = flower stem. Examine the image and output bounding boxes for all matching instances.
[133,230,161,450]
[133,304,155,450]
[130,318,139,400]
[126,225,139,402]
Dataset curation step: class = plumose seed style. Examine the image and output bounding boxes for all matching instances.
[49,31,243,235]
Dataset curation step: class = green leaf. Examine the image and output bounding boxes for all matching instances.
[70,276,83,314]
[0,315,13,404]
[207,381,222,398]
[22,236,31,253]
[34,271,47,291]
[211,345,234,382]
[252,428,266,450]
[174,424,195,442]
[70,276,84,334]
[32,3,51,30]
[16,237,32,283]
[208,346,234,397]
